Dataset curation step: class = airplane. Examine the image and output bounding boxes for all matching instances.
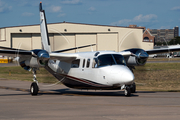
[1,2,180,97]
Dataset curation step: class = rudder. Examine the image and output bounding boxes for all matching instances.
[39,2,51,53]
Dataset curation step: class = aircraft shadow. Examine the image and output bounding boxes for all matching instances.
[0,93,30,96]
[0,86,140,97]
[0,86,30,96]
[39,88,139,97]
[136,91,156,93]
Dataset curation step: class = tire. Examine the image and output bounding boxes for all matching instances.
[125,86,131,97]
[30,82,39,96]
[131,83,136,93]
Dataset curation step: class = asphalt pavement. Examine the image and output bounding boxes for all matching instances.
[0,79,180,120]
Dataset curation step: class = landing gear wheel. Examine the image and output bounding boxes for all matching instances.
[30,82,39,96]
[125,86,131,97]
[131,82,136,93]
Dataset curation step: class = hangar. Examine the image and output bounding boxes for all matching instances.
[0,22,153,53]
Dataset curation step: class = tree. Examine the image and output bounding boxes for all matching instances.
[168,36,180,45]
[155,41,167,46]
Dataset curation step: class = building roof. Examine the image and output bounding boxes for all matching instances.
[0,22,144,30]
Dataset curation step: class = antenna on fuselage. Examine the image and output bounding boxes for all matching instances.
[91,44,93,52]
[77,47,79,52]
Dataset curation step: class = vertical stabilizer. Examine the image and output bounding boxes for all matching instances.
[39,2,51,53]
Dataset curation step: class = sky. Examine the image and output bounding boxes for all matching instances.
[0,0,180,34]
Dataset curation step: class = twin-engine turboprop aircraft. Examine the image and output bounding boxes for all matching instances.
[1,2,180,96]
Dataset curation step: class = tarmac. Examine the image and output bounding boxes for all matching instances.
[0,79,180,120]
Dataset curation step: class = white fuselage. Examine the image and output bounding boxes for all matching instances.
[46,51,134,90]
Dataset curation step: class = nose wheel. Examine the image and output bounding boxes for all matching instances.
[124,86,131,97]
[30,68,39,96]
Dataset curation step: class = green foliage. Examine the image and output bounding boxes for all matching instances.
[1,63,180,91]
[134,63,180,91]
[155,42,167,46]
[168,36,180,45]
[0,66,57,83]
[154,36,180,46]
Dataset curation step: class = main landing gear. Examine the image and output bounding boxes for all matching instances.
[30,68,39,96]
[130,82,136,93]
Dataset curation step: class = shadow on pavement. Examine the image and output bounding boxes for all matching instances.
[0,86,139,97]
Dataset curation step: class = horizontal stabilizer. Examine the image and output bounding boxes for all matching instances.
[52,44,96,53]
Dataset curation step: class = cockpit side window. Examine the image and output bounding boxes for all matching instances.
[112,54,126,66]
[92,58,98,68]
[71,59,80,68]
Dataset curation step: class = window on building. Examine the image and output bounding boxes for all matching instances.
[143,37,149,42]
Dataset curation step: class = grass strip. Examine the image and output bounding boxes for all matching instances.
[0,63,180,91]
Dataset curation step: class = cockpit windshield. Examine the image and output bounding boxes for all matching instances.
[94,54,126,68]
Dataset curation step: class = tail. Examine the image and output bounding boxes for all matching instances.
[39,2,51,53]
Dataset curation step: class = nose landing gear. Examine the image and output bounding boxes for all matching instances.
[121,83,136,97]
[30,68,39,95]
[124,86,131,97]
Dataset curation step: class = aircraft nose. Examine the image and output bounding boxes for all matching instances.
[121,70,134,84]
[109,67,134,85]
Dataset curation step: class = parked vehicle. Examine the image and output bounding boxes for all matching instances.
[149,54,157,58]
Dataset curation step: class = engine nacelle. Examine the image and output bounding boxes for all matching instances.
[125,48,149,66]
[19,49,50,71]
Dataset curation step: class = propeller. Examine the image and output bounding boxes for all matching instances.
[32,49,50,66]
[132,49,149,59]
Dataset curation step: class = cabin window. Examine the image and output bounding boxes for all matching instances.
[71,59,80,68]
[82,59,85,68]
[86,59,90,68]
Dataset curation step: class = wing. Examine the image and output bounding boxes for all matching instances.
[0,44,89,61]
[119,51,132,56]
[0,49,77,61]
[0,46,33,58]
[146,47,180,55]
[49,53,77,62]
[0,46,27,51]
[0,49,33,57]
[121,46,180,66]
